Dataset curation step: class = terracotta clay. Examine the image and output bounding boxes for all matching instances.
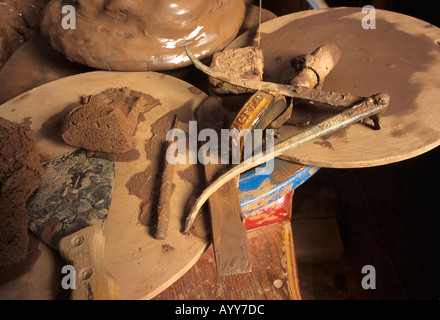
[0,117,42,265]
[40,0,246,71]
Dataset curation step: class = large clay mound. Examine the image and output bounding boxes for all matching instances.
[40,0,246,71]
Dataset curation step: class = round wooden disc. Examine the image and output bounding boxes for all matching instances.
[0,71,209,299]
[231,7,440,168]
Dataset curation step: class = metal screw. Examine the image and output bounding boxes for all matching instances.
[79,267,93,280]
[273,279,283,289]
[72,236,84,246]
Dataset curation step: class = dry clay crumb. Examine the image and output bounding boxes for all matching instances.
[61,87,160,153]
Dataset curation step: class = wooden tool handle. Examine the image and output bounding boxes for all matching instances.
[290,43,342,89]
[59,226,120,300]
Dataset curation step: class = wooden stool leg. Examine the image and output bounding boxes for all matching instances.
[280,192,302,300]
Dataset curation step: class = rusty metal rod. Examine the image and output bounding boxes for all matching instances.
[182,93,390,233]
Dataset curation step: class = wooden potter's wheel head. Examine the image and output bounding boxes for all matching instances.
[41,0,246,71]
[231,7,440,168]
[0,71,210,299]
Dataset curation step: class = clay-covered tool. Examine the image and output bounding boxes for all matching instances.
[26,149,119,300]
[155,114,178,240]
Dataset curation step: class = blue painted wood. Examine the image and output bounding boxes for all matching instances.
[238,159,319,215]
[306,0,329,9]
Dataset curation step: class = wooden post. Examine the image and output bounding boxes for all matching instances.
[196,97,252,275]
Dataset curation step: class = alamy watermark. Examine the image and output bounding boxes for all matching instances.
[61,4,377,31]
[362,5,376,30]
[165,122,275,175]
[361,265,376,290]
[61,264,76,289]
[61,5,76,30]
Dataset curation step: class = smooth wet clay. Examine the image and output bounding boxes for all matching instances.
[41,0,246,71]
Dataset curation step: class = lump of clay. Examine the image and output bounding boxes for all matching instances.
[209,46,264,95]
[61,87,160,153]
[0,117,43,265]
[40,0,246,71]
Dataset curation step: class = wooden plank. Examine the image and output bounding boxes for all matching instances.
[205,174,251,275]
[154,221,301,300]
[196,98,251,276]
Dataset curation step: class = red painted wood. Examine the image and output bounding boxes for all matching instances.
[244,191,293,230]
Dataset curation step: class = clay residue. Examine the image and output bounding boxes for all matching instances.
[126,102,208,233]
[270,161,303,184]
[106,149,141,162]
[61,87,160,154]
[126,166,157,204]
[0,117,43,265]
[314,140,335,150]
[162,244,175,253]
[389,120,440,142]
[21,117,32,127]
[188,87,203,95]
[145,102,196,162]
[177,166,201,187]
